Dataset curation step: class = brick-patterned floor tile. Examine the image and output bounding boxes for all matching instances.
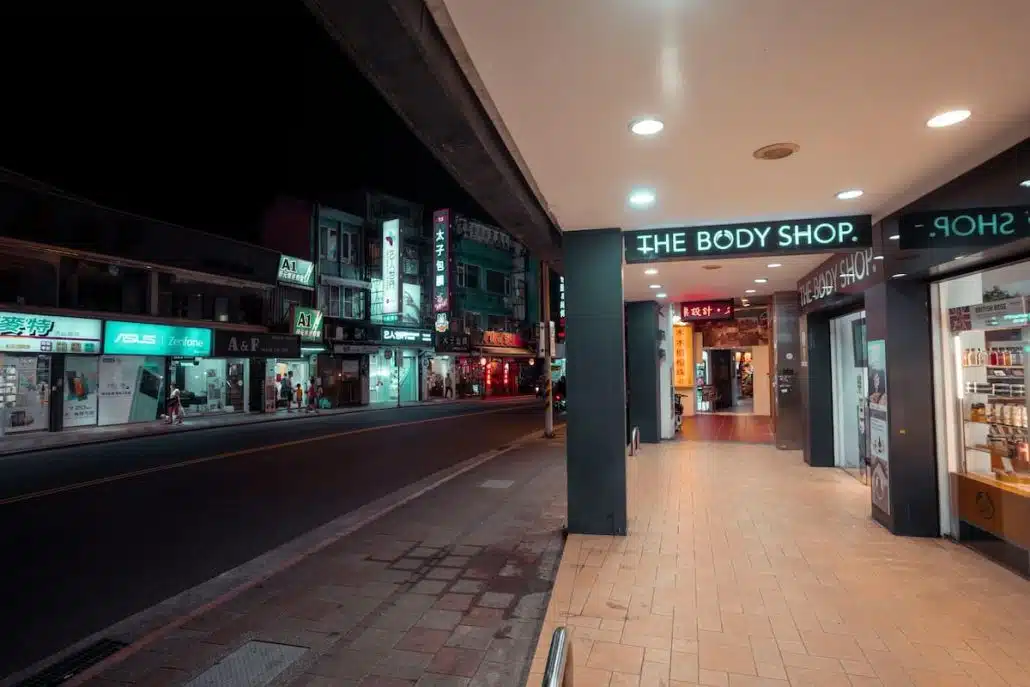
[427,647,485,678]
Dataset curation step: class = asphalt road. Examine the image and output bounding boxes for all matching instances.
[0,400,556,679]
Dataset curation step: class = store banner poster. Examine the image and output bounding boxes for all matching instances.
[98,355,165,426]
[64,355,99,427]
[382,218,401,315]
[0,354,50,433]
[0,311,102,353]
[277,254,315,288]
[866,339,890,514]
[103,321,211,357]
[432,209,451,313]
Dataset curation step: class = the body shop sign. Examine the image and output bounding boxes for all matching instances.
[382,219,401,315]
[798,247,881,309]
[0,312,102,353]
[292,306,323,342]
[625,214,873,263]
[277,254,315,288]
[432,210,451,313]
[103,321,212,356]
[898,206,1030,250]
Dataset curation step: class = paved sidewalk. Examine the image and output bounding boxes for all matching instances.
[528,440,1030,687]
[65,429,566,687]
[0,395,538,457]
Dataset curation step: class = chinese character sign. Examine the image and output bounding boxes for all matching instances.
[679,300,734,322]
[0,312,102,354]
[673,325,693,388]
[433,209,451,313]
[382,219,401,315]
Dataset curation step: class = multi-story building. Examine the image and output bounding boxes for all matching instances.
[0,173,309,439]
[428,211,541,398]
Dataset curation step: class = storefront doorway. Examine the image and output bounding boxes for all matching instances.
[171,357,248,415]
[830,310,869,484]
[369,348,419,404]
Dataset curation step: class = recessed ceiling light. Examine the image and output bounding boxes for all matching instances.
[1021,179,1030,188]
[891,273,907,279]
[745,289,757,294]
[754,278,768,284]
[927,109,971,128]
[628,189,656,208]
[672,314,681,323]
[888,234,900,240]
[767,263,782,268]
[644,268,658,275]
[873,255,884,260]
[629,117,664,136]
[836,189,864,200]
[649,284,662,289]
[656,293,667,298]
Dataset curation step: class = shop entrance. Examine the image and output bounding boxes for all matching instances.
[829,309,869,484]
[696,347,768,414]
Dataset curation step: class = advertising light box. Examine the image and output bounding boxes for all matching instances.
[103,321,212,357]
[0,312,102,354]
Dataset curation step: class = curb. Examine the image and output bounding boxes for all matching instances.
[0,397,541,459]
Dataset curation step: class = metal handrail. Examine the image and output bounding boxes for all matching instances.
[542,626,573,687]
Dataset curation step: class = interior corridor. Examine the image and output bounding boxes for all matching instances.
[680,414,774,444]
[530,441,1030,686]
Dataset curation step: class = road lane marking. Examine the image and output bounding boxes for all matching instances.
[0,405,536,506]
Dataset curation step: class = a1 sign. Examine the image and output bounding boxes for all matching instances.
[679,300,734,322]
[898,206,1030,250]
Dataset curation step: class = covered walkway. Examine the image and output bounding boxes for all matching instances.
[532,442,1030,686]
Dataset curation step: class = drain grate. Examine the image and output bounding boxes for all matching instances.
[16,638,127,687]
[183,640,307,687]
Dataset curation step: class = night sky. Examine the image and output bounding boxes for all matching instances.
[0,1,493,243]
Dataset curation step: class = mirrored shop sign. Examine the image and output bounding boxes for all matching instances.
[898,206,1030,250]
[624,215,873,263]
[0,312,102,353]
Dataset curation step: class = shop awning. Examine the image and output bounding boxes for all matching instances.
[476,346,537,358]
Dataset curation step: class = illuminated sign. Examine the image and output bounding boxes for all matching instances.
[382,219,401,315]
[798,247,881,309]
[382,327,433,344]
[0,312,102,354]
[277,254,315,288]
[557,276,566,342]
[898,206,1030,250]
[624,215,873,263]
[104,321,211,357]
[433,209,451,313]
[292,306,324,342]
[481,330,525,348]
[679,300,735,322]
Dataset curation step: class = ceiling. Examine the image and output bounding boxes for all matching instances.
[428,0,1030,236]
[624,253,827,303]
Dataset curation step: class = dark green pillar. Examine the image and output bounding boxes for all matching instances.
[565,229,627,536]
[626,300,661,443]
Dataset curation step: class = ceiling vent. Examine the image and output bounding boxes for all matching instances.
[753,142,800,160]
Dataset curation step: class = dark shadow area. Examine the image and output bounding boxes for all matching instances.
[0,0,493,243]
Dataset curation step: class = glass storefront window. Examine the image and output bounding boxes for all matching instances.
[272,359,311,409]
[171,358,248,415]
[0,354,50,434]
[932,258,1030,547]
[369,349,419,404]
[830,310,868,484]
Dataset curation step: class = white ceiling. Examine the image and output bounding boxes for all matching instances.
[624,253,827,303]
[429,0,1030,235]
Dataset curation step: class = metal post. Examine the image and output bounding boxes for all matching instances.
[542,263,554,438]
[396,349,402,408]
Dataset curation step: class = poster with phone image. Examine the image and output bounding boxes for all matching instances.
[97,356,165,426]
[64,355,99,427]
[866,339,890,515]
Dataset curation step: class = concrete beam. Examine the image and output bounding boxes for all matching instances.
[305,0,562,264]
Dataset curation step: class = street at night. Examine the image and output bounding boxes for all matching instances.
[0,400,556,678]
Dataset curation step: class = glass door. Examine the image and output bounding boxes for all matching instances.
[830,310,869,484]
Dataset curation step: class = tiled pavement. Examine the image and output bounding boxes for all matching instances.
[529,440,1030,687]
[679,415,774,444]
[74,430,566,687]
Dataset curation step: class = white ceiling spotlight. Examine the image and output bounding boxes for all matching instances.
[656,292,667,298]
[873,255,884,260]
[649,284,662,289]
[836,189,864,200]
[745,289,757,294]
[1021,179,1030,188]
[629,117,664,136]
[644,268,658,275]
[888,234,900,241]
[927,109,971,128]
[628,188,656,208]
[892,273,907,279]
[767,263,782,268]
[754,278,768,284]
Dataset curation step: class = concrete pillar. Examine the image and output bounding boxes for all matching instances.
[626,301,661,443]
[565,229,627,536]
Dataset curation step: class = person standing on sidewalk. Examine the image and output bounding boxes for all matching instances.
[281,371,294,411]
[166,384,184,424]
[306,377,317,413]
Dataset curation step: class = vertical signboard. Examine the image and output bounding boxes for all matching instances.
[432,210,451,315]
[557,276,566,342]
[673,325,693,387]
[382,219,401,316]
[866,339,890,514]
